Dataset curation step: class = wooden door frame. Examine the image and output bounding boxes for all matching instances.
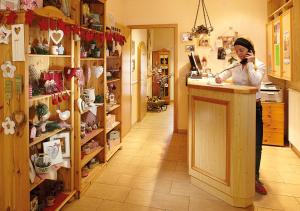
[137,41,147,121]
[129,24,178,132]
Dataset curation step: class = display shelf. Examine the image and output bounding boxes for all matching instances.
[106,143,122,161]
[81,147,104,168]
[42,190,77,211]
[29,128,65,147]
[107,56,121,59]
[29,90,71,103]
[107,78,120,84]
[81,128,104,146]
[106,121,120,134]
[268,0,293,20]
[80,26,104,33]
[80,58,104,61]
[27,54,72,58]
[106,104,120,113]
[80,163,105,193]
[30,164,63,191]
[81,103,104,115]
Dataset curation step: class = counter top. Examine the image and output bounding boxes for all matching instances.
[187,78,257,94]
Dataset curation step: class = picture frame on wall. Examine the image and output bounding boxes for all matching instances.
[49,132,70,158]
[181,32,192,42]
[0,0,19,10]
[185,45,195,52]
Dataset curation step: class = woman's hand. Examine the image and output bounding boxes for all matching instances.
[245,51,255,63]
[215,76,222,84]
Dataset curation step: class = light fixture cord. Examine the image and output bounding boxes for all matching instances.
[193,0,201,29]
[202,0,213,30]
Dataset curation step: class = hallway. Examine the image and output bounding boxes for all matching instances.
[64,104,300,211]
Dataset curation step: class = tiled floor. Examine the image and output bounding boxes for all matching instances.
[63,104,300,211]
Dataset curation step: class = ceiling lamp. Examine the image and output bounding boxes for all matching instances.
[191,0,213,39]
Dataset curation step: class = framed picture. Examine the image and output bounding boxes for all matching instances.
[43,139,63,165]
[49,132,70,158]
[181,32,192,42]
[0,0,19,10]
[185,45,195,52]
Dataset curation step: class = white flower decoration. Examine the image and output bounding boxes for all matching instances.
[2,117,16,135]
[1,61,16,78]
[0,26,11,44]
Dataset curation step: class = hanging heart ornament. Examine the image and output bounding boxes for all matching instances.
[49,30,64,45]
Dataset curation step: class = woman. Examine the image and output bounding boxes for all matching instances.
[215,37,267,195]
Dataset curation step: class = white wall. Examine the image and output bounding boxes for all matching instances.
[107,0,267,130]
[131,29,148,125]
[152,28,175,101]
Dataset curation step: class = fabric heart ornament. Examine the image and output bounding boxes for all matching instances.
[93,66,104,79]
[50,30,64,45]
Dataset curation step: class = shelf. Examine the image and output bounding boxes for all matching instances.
[106,143,121,161]
[42,190,77,211]
[27,54,72,58]
[81,103,104,115]
[30,90,71,103]
[81,128,104,146]
[81,147,104,168]
[30,164,63,191]
[107,78,120,84]
[268,0,293,19]
[106,104,120,113]
[29,128,65,147]
[80,26,104,33]
[106,121,120,134]
[80,58,104,61]
[107,56,121,59]
[81,163,105,193]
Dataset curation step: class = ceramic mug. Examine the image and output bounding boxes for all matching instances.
[82,88,95,103]
[51,45,58,55]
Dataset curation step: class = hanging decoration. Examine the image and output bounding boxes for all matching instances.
[2,117,16,135]
[49,29,64,45]
[0,25,12,44]
[1,61,16,78]
[6,11,18,25]
[3,10,126,45]
[12,24,25,61]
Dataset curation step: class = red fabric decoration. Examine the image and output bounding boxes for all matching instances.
[57,19,65,30]
[25,10,35,25]
[105,31,113,42]
[99,32,105,43]
[80,29,86,40]
[72,25,80,35]
[50,19,56,30]
[85,31,94,42]
[0,13,4,24]
[63,25,71,36]
[38,18,49,30]
[6,11,17,25]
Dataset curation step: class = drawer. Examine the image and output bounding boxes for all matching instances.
[263,131,284,146]
[262,119,284,132]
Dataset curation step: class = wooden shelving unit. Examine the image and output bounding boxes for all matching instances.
[81,128,104,146]
[29,128,65,147]
[81,147,104,168]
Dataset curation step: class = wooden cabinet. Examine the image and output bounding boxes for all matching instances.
[152,49,170,103]
[267,0,293,80]
[262,102,285,146]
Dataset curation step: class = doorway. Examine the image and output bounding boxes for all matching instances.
[129,24,178,132]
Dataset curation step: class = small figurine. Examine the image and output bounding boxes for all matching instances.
[57,43,64,55]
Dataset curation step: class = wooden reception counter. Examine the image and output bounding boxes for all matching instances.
[188,78,257,207]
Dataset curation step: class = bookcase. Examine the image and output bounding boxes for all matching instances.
[152,48,170,103]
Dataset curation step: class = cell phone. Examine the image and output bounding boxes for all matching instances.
[240,58,248,65]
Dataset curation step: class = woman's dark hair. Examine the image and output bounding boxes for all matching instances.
[234,37,255,54]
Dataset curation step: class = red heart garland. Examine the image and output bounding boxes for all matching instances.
[72,25,80,35]
[99,32,105,43]
[39,18,49,30]
[57,19,65,31]
[105,31,113,42]
[80,29,86,41]
[49,19,56,30]
[6,11,17,25]
[25,10,35,25]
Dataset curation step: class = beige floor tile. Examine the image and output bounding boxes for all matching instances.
[62,197,103,211]
[85,183,131,202]
[189,196,254,211]
[125,189,189,211]
[255,208,282,211]
[96,200,165,211]
[263,181,300,197]
[95,170,121,185]
[254,193,300,211]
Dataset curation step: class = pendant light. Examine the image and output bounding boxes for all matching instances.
[191,0,213,39]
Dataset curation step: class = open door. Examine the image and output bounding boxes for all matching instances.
[137,42,147,121]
